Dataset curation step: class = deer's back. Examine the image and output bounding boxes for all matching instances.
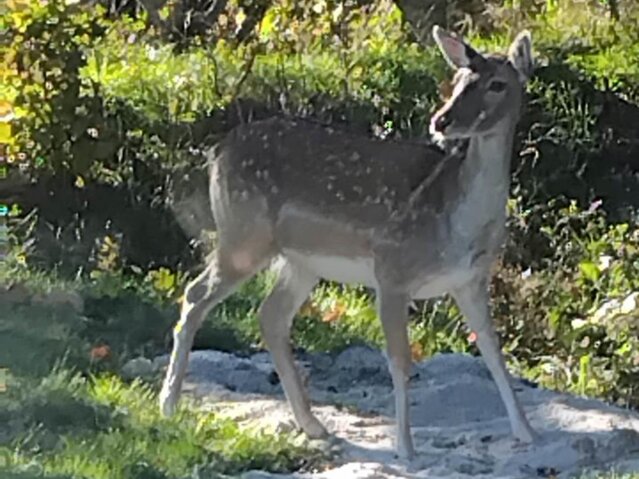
[213,117,454,229]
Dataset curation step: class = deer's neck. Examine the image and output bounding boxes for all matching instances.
[452,122,515,232]
[465,126,513,188]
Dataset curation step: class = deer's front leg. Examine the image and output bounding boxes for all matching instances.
[377,287,415,459]
[452,278,536,444]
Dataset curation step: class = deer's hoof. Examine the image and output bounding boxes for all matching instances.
[301,416,329,439]
[513,422,538,445]
[397,441,416,461]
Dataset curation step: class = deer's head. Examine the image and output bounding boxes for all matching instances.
[429,26,534,141]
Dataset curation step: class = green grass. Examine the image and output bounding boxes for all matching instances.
[0,262,327,478]
[0,369,325,478]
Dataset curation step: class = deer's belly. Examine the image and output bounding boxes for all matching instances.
[411,268,470,299]
[410,249,479,299]
[282,250,377,287]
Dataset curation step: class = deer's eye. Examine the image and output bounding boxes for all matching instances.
[488,80,507,92]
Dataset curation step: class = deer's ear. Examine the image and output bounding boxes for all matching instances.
[508,30,534,83]
[432,25,481,69]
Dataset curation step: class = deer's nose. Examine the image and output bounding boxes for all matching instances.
[433,114,453,132]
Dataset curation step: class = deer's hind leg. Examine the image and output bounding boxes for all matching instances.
[160,236,273,417]
[257,259,326,438]
[377,287,415,459]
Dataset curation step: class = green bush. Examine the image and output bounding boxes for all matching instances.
[495,198,639,404]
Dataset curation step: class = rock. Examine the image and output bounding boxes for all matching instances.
[333,345,387,372]
[445,454,494,475]
[572,436,596,461]
[187,350,280,395]
[32,288,84,313]
[595,428,639,463]
[416,352,493,383]
[431,434,467,449]
[152,354,170,372]
[0,283,84,313]
[410,378,506,427]
[0,283,30,303]
[328,346,391,389]
[121,357,155,379]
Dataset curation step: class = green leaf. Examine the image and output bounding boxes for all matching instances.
[579,261,600,282]
[578,354,590,395]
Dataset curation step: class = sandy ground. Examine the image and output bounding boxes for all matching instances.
[154,347,639,478]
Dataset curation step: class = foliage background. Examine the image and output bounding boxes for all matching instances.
[1,0,639,475]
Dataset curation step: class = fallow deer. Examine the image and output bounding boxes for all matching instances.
[160,25,536,459]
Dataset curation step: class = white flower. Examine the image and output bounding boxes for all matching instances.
[146,46,159,61]
[621,292,639,315]
[571,318,587,329]
[598,255,613,271]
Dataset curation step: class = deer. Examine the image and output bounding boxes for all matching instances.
[159,25,536,459]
